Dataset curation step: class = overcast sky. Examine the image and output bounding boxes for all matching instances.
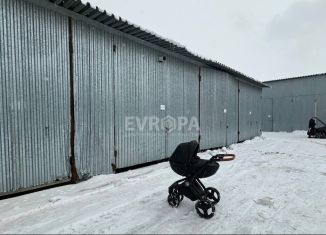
[87,0,326,81]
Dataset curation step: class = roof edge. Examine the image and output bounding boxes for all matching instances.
[264,73,326,83]
[30,0,266,88]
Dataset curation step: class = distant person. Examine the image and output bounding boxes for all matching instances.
[309,118,316,129]
[308,118,316,138]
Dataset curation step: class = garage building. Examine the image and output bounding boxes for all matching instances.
[0,0,266,196]
[262,73,326,132]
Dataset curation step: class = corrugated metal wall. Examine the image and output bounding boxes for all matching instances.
[164,57,185,156]
[72,20,115,177]
[200,68,228,149]
[114,37,200,167]
[183,62,200,143]
[0,0,264,194]
[0,0,70,194]
[239,82,262,141]
[262,76,326,132]
[262,98,273,131]
[239,82,250,141]
[114,35,166,169]
[200,70,262,149]
[317,94,326,122]
[226,75,239,145]
[271,96,316,132]
[254,86,262,138]
[165,59,200,156]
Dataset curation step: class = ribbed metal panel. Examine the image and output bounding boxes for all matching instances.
[164,56,185,156]
[264,76,326,98]
[239,82,262,141]
[0,0,70,194]
[163,58,189,156]
[317,94,326,123]
[72,19,115,176]
[200,68,228,149]
[226,75,239,145]
[114,36,165,169]
[256,88,262,137]
[183,62,200,143]
[272,96,315,132]
[263,75,326,132]
[272,97,295,132]
[239,82,250,141]
[163,58,200,156]
[292,96,315,131]
[262,98,273,132]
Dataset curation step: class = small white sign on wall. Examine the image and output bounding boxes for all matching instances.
[160,105,166,111]
[224,109,227,114]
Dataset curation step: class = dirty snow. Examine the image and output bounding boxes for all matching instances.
[0,131,326,234]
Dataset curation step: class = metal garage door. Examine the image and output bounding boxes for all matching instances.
[200,68,228,149]
[114,36,165,169]
[226,76,239,145]
[262,98,273,132]
[239,82,261,141]
[0,0,70,194]
[73,20,115,176]
[165,59,200,156]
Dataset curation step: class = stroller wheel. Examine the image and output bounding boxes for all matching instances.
[206,187,220,205]
[195,199,215,219]
[172,188,184,202]
[167,188,183,208]
[167,194,181,208]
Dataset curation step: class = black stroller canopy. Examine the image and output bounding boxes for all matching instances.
[170,140,199,165]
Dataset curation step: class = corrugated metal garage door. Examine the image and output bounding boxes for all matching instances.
[226,76,239,145]
[73,20,115,177]
[164,57,185,157]
[0,0,70,194]
[200,68,228,149]
[114,36,166,169]
[183,62,200,143]
[165,59,200,156]
[239,82,262,141]
[262,98,273,132]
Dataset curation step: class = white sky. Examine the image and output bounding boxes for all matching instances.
[87,0,326,81]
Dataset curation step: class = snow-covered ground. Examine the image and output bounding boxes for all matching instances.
[0,131,326,234]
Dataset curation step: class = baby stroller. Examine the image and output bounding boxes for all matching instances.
[167,140,235,219]
[307,117,326,139]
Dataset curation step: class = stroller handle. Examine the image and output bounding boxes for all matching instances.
[211,154,236,162]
